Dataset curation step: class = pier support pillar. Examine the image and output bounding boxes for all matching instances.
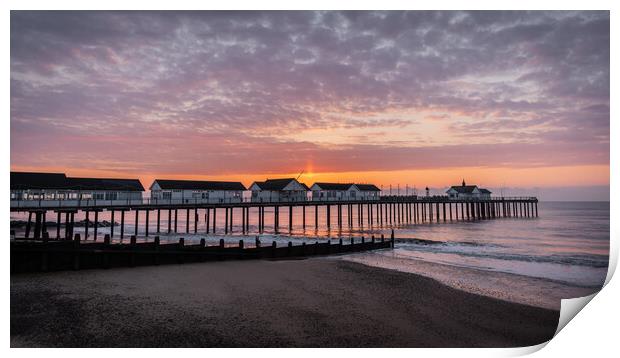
[230,207,234,232]
[144,210,149,237]
[33,211,42,239]
[315,205,318,230]
[225,208,229,234]
[213,208,217,233]
[120,210,125,240]
[85,211,90,239]
[289,206,293,231]
[167,209,172,233]
[25,211,33,239]
[157,209,161,233]
[186,208,190,233]
[56,211,61,239]
[194,208,198,233]
[206,208,210,233]
[327,205,331,229]
[134,210,139,236]
[94,210,99,240]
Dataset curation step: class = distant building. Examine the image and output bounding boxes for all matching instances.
[310,183,380,201]
[446,180,492,200]
[311,183,354,201]
[10,172,144,204]
[354,184,381,200]
[149,179,246,204]
[249,178,309,202]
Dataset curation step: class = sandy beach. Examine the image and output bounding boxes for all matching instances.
[11,258,559,348]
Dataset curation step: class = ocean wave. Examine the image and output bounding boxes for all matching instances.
[398,241,609,268]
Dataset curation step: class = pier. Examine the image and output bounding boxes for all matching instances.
[11,196,539,241]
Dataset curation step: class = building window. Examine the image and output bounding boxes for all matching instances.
[163,192,172,199]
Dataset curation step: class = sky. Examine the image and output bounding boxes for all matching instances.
[10,11,610,199]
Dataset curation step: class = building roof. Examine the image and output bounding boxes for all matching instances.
[11,172,68,190]
[153,179,246,191]
[312,183,354,191]
[448,185,479,194]
[252,178,309,191]
[355,184,381,192]
[10,172,144,191]
[479,188,492,194]
[66,177,145,191]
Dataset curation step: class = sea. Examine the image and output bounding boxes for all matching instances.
[10,201,610,310]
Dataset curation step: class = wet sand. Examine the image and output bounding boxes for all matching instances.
[11,258,559,347]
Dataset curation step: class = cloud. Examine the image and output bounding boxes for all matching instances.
[10,10,610,176]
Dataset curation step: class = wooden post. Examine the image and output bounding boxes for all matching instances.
[302,205,306,229]
[154,236,160,265]
[174,209,178,233]
[73,233,81,270]
[390,229,395,248]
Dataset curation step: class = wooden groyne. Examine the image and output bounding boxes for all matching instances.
[11,197,539,241]
[10,232,394,274]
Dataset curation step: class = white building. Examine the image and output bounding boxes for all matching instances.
[10,172,144,207]
[355,184,381,200]
[310,183,356,201]
[446,180,492,200]
[150,179,246,204]
[249,178,309,203]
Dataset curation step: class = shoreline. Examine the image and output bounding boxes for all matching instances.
[339,251,602,311]
[11,258,559,347]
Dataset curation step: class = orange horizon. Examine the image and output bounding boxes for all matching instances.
[9,164,610,190]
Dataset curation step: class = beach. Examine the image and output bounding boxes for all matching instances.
[11,258,559,348]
